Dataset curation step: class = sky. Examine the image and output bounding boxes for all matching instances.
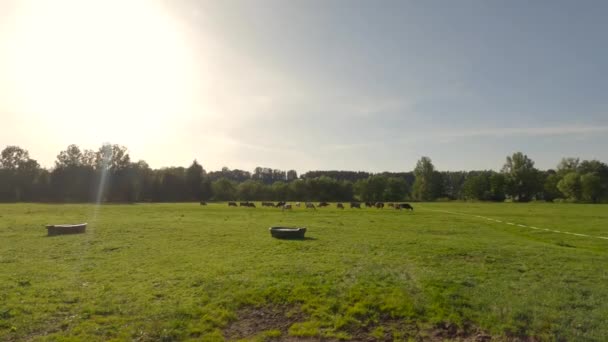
[0,0,607,173]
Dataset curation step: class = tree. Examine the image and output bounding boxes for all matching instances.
[200,178,213,201]
[95,144,131,171]
[441,171,467,200]
[412,157,440,201]
[462,173,491,200]
[271,181,290,200]
[212,178,237,201]
[557,172,581,201]
[238,180,264,201]
[579,160,608,202]
[542,171,562,202]
[0,146,41,201]
[289,179,309,201]
[287,170,298,181]
[501,152,541,202]
[1,146,30,170]
[186,160,204,200]
[384,177,408,201]
[489,173,506,201]
[556,157,580,175]
[580,173,602,203]
[52,145,96,202]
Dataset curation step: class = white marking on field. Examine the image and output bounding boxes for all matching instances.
[418,207,608,241]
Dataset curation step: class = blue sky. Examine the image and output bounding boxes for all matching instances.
[0,0,606,172]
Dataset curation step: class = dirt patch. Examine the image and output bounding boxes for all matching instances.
[348,318,501,342]
[223,305,309,341]
[429,322,492,341]
[225,308,525,342]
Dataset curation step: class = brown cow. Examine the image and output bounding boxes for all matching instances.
[337,203,344,209]
[228,202,237,207]
[375,202,384,209]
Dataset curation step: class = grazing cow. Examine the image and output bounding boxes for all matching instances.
[318,202,329,207]
[365,202,374,208]
[337,203,344,209]
[275,201,286,208]
[397,203,414,211]
[350,202,361,209]
[199,201,207,206]
[282,204,292,211]
[295,202,301,207]
[228,202,237,207]
[402,203,414,211]
[305,202,316,210]
[247,202,256,208]
[239,202,249,207]
[375,202,384,209]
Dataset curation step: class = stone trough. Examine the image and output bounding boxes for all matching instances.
[269,227,307,239]
[46,223,87,236]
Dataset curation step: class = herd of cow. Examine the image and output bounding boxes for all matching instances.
[200,201,414,211]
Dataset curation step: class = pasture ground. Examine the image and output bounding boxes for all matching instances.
[0,202,607,341]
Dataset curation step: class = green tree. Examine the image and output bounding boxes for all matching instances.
[271,181,290,200]
[383,177,408,201]
[557,172,581,201]
[0,146,41,201]
[412,156,440,201]
[501,152,541,202]
[489,173,506,201]
[542,172,562,202]
[580,173,602,203]
[556,157,580,175]
[238,180,264,201]
[186,160,204,200]
[287,170,298,181]
[462,173,490,200]
[212,178,237,201]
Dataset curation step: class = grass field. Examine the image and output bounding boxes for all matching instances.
[1,202,607,341]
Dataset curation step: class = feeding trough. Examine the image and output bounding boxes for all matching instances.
[269,227,306,239]
[46,223,87,236]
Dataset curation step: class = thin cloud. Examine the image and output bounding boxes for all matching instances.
[439,124,608,139]
[324,124,608,151]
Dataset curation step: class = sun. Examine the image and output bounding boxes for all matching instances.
[3,0,196,143]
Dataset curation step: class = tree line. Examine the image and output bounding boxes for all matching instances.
[1,144,607,203]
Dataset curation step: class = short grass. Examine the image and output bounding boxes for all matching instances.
[1,202,607,341]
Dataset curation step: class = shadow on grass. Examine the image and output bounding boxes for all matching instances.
[272,236,318,241]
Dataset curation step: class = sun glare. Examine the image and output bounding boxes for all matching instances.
[4,0,195,142]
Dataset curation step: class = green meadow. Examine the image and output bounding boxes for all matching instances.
[1,202,607,341]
